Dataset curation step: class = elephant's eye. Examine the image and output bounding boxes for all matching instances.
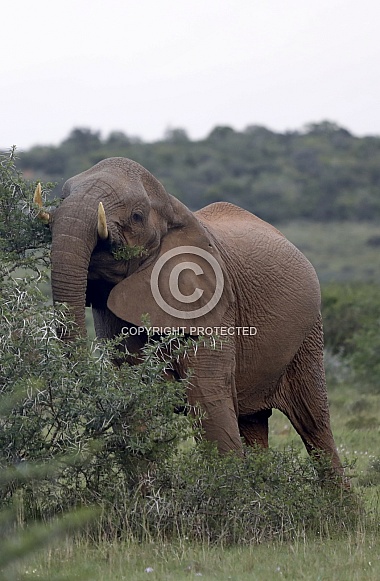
[131,211,143,224]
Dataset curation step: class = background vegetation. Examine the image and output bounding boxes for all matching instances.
[1,121,380,579]
[18,121,380,223]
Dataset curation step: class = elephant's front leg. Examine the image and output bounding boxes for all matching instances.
[186,336,243,455]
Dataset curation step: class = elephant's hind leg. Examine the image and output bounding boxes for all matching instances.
[274,315,345,482]
[238,409,272,448]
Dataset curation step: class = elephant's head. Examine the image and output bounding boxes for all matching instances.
[43,158,232,337]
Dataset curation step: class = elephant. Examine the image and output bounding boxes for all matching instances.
[36,157,345,482]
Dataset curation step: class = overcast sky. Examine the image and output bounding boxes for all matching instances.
[2,0,380,150]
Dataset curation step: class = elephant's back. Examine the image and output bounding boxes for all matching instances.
[196,202,283,238]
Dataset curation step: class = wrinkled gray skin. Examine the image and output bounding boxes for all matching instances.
[50,157,344,481]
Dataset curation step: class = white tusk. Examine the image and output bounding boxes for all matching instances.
[97,202,108,240]
[33,182,43,206]
[33,183,50,223]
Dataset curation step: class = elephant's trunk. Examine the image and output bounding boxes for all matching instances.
[50,200,98,338]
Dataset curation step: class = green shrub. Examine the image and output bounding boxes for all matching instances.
[0,276,194,517]
[322,283,380,391]
[322,283,380,356]
[349,325,380,391]
[0,147,54,273]
[107,444,360,544]
[0,151,100,576]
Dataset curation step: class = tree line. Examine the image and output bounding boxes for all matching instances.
[17,121,380,223]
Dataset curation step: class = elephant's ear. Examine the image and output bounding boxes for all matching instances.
[107,214,234,334]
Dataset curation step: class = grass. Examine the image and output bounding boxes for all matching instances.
[10,533,380,580]
[278,221,380,283]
